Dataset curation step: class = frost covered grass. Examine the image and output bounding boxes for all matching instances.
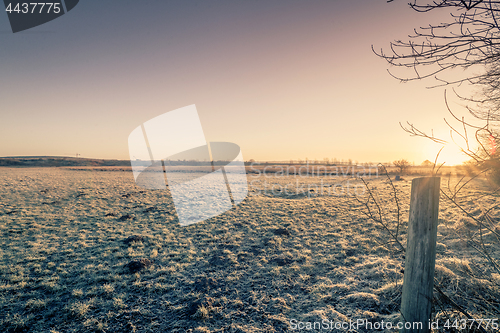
[0,167,498,332]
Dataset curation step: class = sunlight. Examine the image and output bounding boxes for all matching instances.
[425,142,472,166]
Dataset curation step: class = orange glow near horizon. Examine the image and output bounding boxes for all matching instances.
[423,141,474,166]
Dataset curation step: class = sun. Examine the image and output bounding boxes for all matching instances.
[424,142,473,166]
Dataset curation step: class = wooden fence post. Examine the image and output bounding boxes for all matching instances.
[400,177,440,333]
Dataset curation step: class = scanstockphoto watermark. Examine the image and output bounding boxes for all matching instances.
[290,318,424,331]
[248,162,379,198]
[289,318,499,331]
[128,105,248,227]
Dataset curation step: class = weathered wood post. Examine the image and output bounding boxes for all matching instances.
[400,177,440,333]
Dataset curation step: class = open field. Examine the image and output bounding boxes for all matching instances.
[0,167,499,332]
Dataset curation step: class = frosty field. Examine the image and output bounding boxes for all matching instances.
[0,167,499,332]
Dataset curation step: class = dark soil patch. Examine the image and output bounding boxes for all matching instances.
[273,228,290,236]
[123,235,144,245]
[124,258,152,273]
[119,214,133,221]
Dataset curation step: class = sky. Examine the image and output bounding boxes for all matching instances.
[0,0,478,165]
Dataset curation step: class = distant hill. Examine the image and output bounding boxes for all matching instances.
[0,156,234,167]
[0,156,132,167]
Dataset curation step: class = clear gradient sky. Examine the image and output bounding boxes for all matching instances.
[0,1,475,165]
